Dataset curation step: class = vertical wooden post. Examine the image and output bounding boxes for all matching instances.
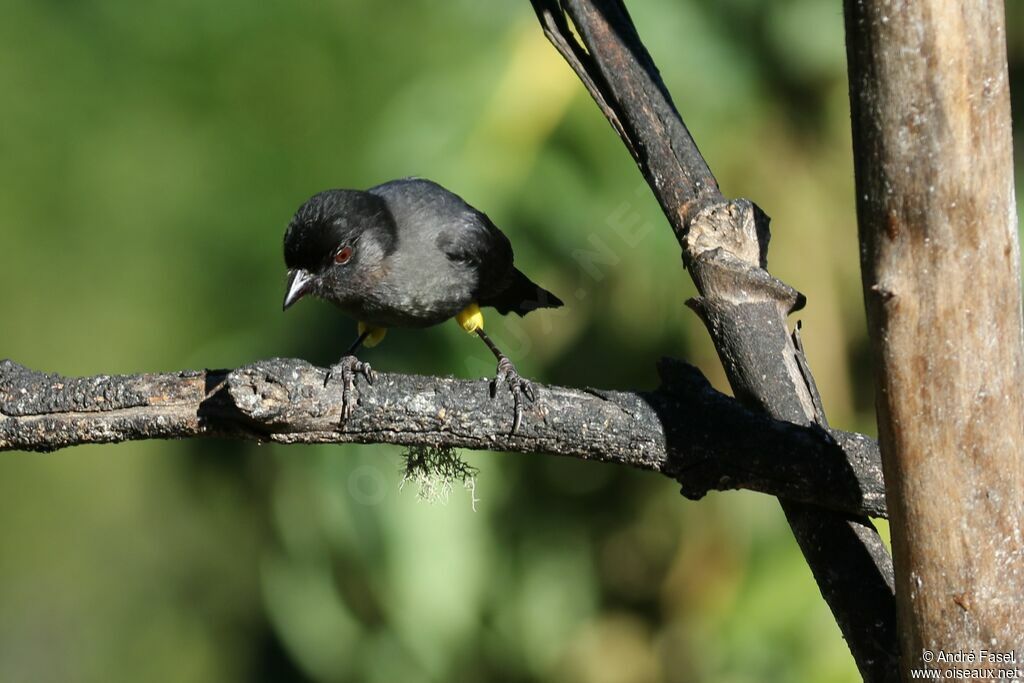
[844,0,1024,676]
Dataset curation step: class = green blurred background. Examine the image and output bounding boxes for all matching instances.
[1,1,1021,681]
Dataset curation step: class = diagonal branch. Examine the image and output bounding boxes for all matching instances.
[0,358,886,519]
[531,0,898,679]
[532,0,720,231]
[530,1,636,157]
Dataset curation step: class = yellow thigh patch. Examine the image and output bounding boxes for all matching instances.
[456,303,484,334]
[357,322,388,348]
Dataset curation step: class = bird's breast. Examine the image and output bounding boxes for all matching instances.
[342,255,477,328]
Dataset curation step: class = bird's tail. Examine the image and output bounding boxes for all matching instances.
[482,268,564,316]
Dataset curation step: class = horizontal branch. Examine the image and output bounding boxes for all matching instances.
[0,357,886,518]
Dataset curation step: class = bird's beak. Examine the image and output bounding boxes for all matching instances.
[283,269,314,311]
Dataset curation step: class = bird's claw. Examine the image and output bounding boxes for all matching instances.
[324,355,375,421]
[490,356,535,434]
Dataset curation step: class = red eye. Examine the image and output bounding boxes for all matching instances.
[334,246,353,264]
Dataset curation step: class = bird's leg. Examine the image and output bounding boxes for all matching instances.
[476,329,536,434]
[325,330,377,421]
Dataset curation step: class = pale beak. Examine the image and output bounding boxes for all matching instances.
[283,269,314,311]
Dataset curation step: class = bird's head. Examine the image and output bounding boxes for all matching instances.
[282,189,397,310]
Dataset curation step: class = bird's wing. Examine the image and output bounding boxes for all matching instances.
[370,178,517,299]
[436,211,515,299]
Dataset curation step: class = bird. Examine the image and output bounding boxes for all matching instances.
[281,177,563,433]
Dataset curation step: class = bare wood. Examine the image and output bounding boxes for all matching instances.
[531,0,899,678]
[0,358,888,518]
[844,0,1024,674]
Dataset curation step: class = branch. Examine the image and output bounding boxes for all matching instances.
[530,1,898,678]
[0,358,886,519]
[531,0,719,234]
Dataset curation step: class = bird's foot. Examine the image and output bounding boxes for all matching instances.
[324,355,376,421]
[490,356,536,434]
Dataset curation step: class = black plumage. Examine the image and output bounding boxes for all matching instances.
[282,177,562,432]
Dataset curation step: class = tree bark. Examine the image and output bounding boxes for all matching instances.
[531,1,899,678]
[844,0,1024,677]
[0,357,888,518]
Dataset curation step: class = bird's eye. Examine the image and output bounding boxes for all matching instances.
[334,245,353,264]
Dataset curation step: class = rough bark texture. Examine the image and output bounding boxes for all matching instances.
[532,0,899,678]
[0,357,888,518]
[685,199,899,683]
[845,0,1024,676]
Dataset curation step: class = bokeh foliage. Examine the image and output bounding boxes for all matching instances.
[2,1,1021,682]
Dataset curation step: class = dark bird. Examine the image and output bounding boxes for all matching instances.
[282,178,563,432]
